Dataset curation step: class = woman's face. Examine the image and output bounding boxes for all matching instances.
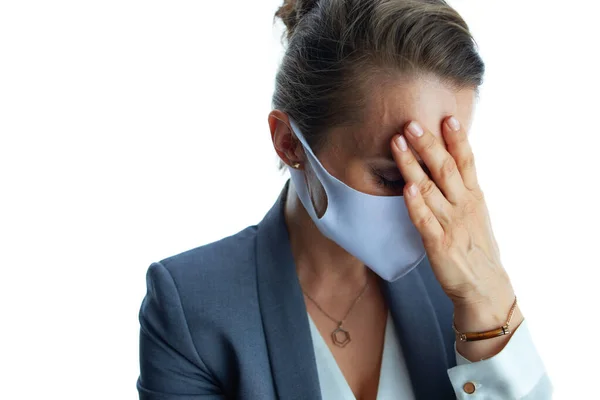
[302,74,476,214]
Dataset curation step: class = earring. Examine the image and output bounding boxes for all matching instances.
[291,162,301,169]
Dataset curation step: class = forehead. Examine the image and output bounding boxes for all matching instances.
[330,73,476,158]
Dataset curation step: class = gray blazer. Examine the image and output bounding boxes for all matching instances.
[137,182,458,399]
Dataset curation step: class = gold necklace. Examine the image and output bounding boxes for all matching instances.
[302,278,369,348]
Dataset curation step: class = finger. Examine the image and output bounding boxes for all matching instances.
[392,134,453,226]
[402,120,467,204]
[403,182,445,247]
[441,116,480,192]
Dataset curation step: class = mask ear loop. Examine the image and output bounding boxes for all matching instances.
[289,118,331,220]
[302,164,328,219]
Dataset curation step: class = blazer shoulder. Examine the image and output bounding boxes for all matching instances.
[157,224,259,291]
[139,225,263,397]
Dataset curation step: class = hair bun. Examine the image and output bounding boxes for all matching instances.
[274,0,319,39]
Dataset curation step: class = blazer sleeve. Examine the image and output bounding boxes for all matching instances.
[137,262,225,400]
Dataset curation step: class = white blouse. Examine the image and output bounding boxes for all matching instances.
[307,310,416,399]
[307,310,550,399]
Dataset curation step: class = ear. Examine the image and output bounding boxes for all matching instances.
[268,110,305,168]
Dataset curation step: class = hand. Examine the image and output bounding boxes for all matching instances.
[390,116,523,360]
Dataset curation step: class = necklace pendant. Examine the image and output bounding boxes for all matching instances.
[331,324,351,348]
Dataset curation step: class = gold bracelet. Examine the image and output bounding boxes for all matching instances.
[452,297,518,342]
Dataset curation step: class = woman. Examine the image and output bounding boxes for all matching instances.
[137,0,552,399]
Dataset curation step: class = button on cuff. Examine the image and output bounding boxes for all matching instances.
[463,381,476,394]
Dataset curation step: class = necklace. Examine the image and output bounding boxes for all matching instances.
[302,278,369,348]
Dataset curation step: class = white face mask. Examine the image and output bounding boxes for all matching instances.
[287,117,426,282]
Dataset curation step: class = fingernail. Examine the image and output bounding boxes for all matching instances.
[408,183,418,197]
[447,116,460,131]
[407,121,423,137]
[396,135,408,151]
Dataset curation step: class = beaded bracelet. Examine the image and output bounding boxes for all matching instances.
[452,297,518,342]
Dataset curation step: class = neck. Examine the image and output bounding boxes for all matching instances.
[284,181,369,293]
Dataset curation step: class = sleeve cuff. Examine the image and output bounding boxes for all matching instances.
[447,319,547,399]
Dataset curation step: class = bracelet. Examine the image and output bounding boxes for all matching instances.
[452,296,518,342]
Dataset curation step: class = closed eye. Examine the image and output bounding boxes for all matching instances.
[375,174,406,190]
[373,161,432,189]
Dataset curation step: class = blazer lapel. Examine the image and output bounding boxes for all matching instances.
[255,181,454,399]
[255,183,322,400]
[382,260,455,399]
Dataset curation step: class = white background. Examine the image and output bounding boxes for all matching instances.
[1,1,599,399]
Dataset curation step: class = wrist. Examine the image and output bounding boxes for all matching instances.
[453,298,523,334]
[453,291,525,362]
[452,284,521,333]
